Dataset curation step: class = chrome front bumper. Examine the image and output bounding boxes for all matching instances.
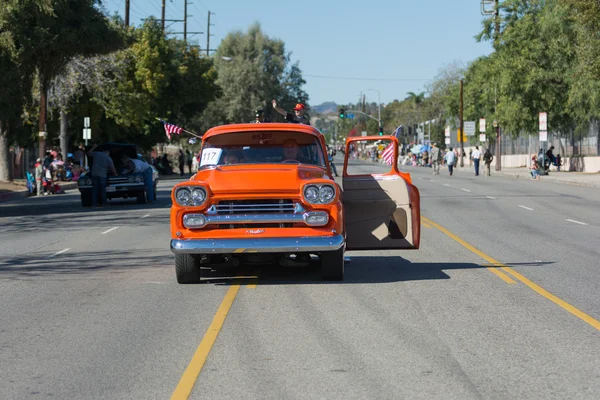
[170,234,345,254]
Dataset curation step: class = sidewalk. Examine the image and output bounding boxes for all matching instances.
[434,163,600,188]
[0,180,78,204]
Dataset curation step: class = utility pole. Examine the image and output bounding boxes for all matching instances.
[206,11,215,56]
[460,79,464,167]
[38,88,47,159]
[494,0,502,170]
[125,0,130,26]
[162,0,166,33]
[183,0,187,42]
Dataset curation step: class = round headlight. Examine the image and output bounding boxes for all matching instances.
[128,176,134,183]
[304,185,319,203]
[319,186,335,203]
[136,176,143,183]
[86,179,92,185]
[191,188,206,205]
[176,188,191,206]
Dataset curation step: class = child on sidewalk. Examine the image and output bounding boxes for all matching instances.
[531,155,540,180]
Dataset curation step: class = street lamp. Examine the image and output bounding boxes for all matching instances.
[366,89,381,129]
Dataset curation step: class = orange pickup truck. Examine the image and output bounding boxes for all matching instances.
[170,123,420,283]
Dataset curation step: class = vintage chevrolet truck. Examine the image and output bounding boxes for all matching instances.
[169,123,420,283]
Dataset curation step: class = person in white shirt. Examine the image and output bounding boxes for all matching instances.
[444,147,456,176]
[122,155,155,203]
[472,146,482,176]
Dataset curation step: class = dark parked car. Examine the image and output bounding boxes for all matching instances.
[77,143,159,206]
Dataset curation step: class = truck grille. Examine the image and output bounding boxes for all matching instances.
[209,199,296,229]
[109,176,130,184]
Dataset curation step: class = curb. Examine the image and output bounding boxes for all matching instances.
[0,182,78,204]
[495,171,600,189]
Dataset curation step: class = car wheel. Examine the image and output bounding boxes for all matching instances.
[136,191,146,204]
[153,184,157,200]
[175,254,201,283]
[81,192,92,207]
[320,247,344,281]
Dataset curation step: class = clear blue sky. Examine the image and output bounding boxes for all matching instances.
[102,0,493,107]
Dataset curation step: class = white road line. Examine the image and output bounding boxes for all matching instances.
[566,219,589,226]
[518,205,534,211]
[486,196,496,199]
[429,180,435,182]
[443,184,451,187]
[141,214,150,219]
[101,227,119,235]
[49,248,70,258]
[461,188,471,192]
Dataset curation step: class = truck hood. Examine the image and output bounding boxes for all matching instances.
[194,164,331,195]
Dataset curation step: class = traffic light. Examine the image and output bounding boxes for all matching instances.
[339,107,345,119]
[378,126,383,136]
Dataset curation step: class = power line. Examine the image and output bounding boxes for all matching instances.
[303,74,430,82]
[196,0,210,11]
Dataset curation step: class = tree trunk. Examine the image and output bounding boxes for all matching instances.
[60,110,69,160]
[38,80,48,160]
[0,121,11,182]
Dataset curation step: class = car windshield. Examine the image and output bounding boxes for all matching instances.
[198,131,326,169]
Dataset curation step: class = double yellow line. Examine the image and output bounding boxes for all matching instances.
[422,216,600,331]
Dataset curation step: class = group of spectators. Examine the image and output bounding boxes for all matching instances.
[398,144,494,177]
[32,148,86,195]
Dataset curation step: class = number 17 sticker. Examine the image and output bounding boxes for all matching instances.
[200,148,222,166]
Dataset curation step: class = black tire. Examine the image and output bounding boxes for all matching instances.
[175,254,201,283]
[136,191,146,204]
[153,184,157,200]
[320,247,344,281]
[81,192,92,207]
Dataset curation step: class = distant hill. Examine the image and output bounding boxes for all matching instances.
[312,101,337,114]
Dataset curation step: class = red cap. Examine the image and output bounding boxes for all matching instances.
[293,103,305,111]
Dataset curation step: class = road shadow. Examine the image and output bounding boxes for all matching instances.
[0,191,173,233]
[0,249,173,280]
[197,255,510,285]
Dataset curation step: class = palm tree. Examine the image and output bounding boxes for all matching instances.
[406,91,426,107]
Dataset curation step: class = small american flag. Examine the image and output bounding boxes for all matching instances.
[162,120,183,140]
[381,143,396,165]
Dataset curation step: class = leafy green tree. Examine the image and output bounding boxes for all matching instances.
[2,0,125,159]
[207,23,309,129]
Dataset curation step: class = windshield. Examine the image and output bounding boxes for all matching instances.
[198,131,326,169]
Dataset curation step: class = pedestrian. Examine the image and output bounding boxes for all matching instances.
[271,99,311,125]
[556,154,562,171]
[430,143,442,175]
[186,150,193,174]
[34,158,43,196]
[87,144,117,207]
[472,145,482,176]
[469,149,473,166]
[327,146,339,177]
[178,149,185,176]
[531,155,541,180]
[121,155,155,203]
[444,146,456,176]
[483,148,493,176]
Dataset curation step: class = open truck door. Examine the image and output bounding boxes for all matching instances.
[342,136,420,251]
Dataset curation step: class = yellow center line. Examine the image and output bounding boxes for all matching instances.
[422,216,515,284]
[421,222,432,229]
[171,282,241,400]
[422,216,600,331]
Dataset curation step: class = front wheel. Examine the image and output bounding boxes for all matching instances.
[175,254,201,283]
[320,247,344,281]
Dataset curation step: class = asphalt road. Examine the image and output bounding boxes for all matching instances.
[1,160,600,400]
